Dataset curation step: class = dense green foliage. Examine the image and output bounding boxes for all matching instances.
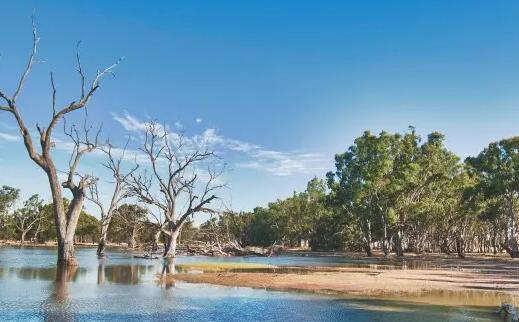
[0,186,19,233]
[108,204,148,247]
[199,128,519,257]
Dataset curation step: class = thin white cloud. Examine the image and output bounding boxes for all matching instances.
[112,112,170,138]
[0,132,20,142]
[194,128,260,153]
[112,112,148,132]
[239,150,327,176]
[194,128,326,175]
[195,118,202,123]
[0,122,18,131]
[112,113,327,176]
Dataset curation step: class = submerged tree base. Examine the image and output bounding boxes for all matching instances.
[57,257,79,267]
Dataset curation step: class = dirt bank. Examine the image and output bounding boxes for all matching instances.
[172,255,519,306]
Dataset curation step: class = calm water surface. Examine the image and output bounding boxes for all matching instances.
[0,247,499,321]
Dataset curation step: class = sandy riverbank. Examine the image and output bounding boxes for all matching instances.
[171,254,519,306]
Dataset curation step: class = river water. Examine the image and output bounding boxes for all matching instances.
[0,247,500,321]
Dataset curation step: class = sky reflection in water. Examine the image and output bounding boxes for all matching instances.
[0,247,498,321]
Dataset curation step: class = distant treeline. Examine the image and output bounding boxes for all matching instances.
[3,127,519,258]
[0,192,199,248]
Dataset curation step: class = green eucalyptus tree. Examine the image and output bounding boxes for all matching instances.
[466,137,519,258]
[328,130,400,256]
[0,186,19,231]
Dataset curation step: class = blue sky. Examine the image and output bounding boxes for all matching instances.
[2,1,519,216]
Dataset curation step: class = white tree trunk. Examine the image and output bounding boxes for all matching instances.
[163,229,180,258]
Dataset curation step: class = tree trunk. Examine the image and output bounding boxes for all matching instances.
[128,227,137,248]
[440,236,451,255]
[32,220,42,244]
[47,168,84,267]
[361,219,372,257]
[506,237,519,258]
[152,229,161,252]
[456,236,465,258]
[97,221,110,257]
[381,214,389,256]
[395,229,404,257]
[20,230,27,244]
[506,200,519,258]
[57,239,78,266]
[492,226,498,255]
[97,237,106,257]
[163,229,180,258]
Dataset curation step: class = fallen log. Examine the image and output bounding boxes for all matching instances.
[496,302,518,322]
[133,253,159,260]
[178,241,284,257]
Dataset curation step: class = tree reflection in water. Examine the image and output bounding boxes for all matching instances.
[42,264,78,322]
[97,262,152,285]
[97,261,106,285]
[157,257,176,289]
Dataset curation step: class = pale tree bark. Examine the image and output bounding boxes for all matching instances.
[13,215,37,244]
[128,227,137,248]
[361,218,372,257]
[163,229,181,258]
[394,229,404,257]
[505,196,519,258]
[32,216,43,243]
[0,18,121,266]
[127,121,224,259]
[87,142,137,257]
[11,195,44,244]
[374,194,390,256]
[455,216,468,258]
[380,211,389,256]
[152,228,162,252]
[127,224,145,249]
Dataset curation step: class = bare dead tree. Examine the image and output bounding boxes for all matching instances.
[87,140,138,257]
[11,194,44,244]
[0,18,121,266]
[31,213,45,244]
[146,205,167,253]
[127,121,225,259]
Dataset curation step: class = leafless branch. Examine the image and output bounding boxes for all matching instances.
[88,138,139,224]
[13,15,39,102]
[125,120,225,237]
[76,41,85,99]
[50,72,56,115]
[62,117,101,191]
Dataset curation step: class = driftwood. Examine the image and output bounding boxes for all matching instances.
[496,303,518,322]
[177,241,283,257]
[133,252,159,260]
[132,240,284,258]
